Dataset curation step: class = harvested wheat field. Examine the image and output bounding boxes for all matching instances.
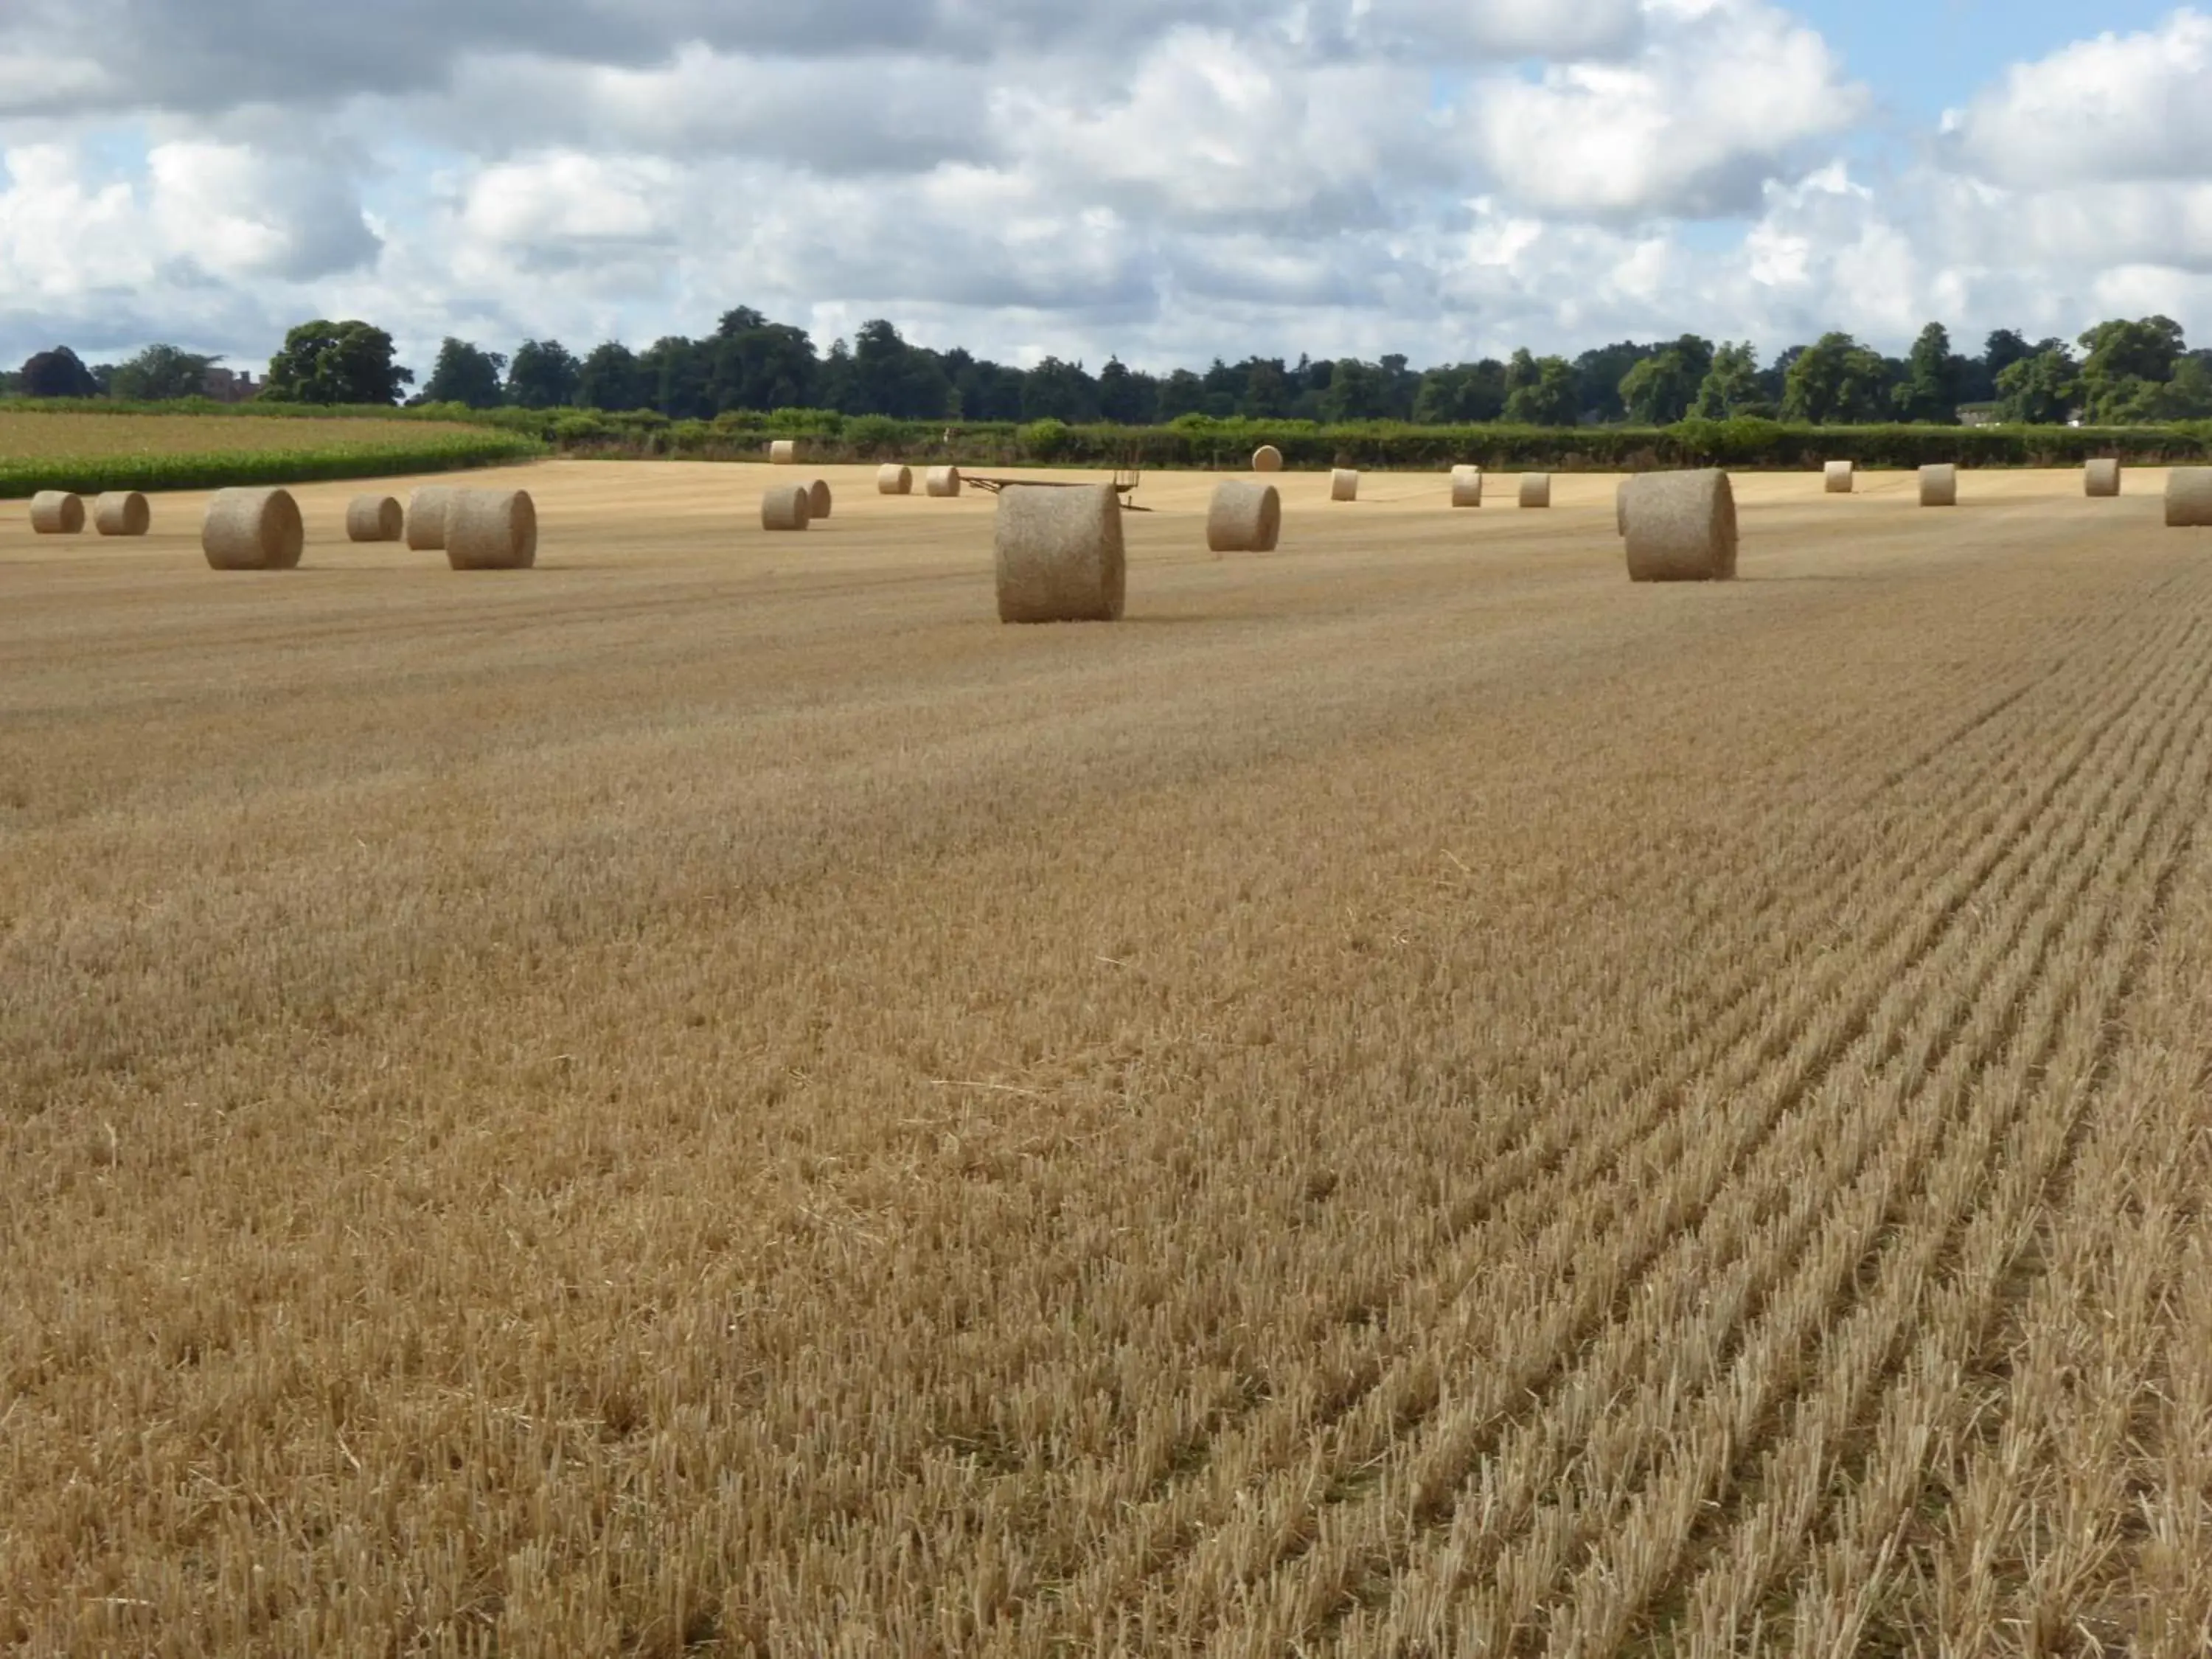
[5,462,2212,1655]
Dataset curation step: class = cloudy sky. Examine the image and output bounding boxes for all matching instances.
[0,0,2205,378]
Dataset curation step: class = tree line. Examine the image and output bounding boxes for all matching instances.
[11,312,2212,427]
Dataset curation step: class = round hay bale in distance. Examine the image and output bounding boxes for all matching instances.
[202,487,305,571]
[29,491,84,535]
[406,486,454,551]
[1519,474,1551,509]
[445,490,538,570]
[995,484,1124,624]
[768,439,799,465]
[1451,465,1483,508]
[806,479,832,520]
[1206,481,1281,553]
[346,495,404,543]
[92,492,150,537]
[2084,459,2121,498]
[877,464,914,496]
[762,484,812,532]
[1330,469,1359,503]
[1252,445,1284,473]
[2165,468,2212,527]
[1625,470,1738,583]
[1919,464,1958,507]
[1825,460,1854,494]
[925,465,963,498]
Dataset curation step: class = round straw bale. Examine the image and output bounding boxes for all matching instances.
[1519,474,1551,509]
[877,464,914,495]
[92,492,150,537]
[1206,481,1281,553]
[925,465,963,498]
[1331,469,1360,503]
[1625,470,1738,583]
[406,486,454,551]
[346,494,404,543]
[1252,445,1284,473]
[761,484,812,532]
[201,487,304,571]
[2084,459,2121,498]
[1450,465,1483,508]
[29,491,84,535]
[1825,460,1854,494]
[995,484,1124,624]
[1919,464,1958,507]
[806,479,832,520]
[768,439,799,465]
[2165,468,2212,527]
[445,490,537,570]
[1615,477,1635,537]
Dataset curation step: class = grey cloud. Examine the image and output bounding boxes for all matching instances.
[0,0,1648,119]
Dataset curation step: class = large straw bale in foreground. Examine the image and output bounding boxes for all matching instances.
[1451,466,1483,508]
[1615,477,1635,537]
[762,484,812,532]
[877,465,914,495]
[93,492,150,536]
[1920,464,1958,507]
[1331,469,1359,502]
[1206,481,1281,553]
[995,484,1124,624]
[1825,461,1854,494]
[406,487,454,551]
[202,487,304,571]
[769,439,799,465]
[445,490,537,570]
[926,466,963,498]
[29,492,84,534]
[1252,445,1283,473]
[2084,459,2121,498]
[347,495,404,543]
[1625,469,1738,582]
[1520,474,1551,509]
[2166,468,2212,526]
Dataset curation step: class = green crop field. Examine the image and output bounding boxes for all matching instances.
[0,410,542,497]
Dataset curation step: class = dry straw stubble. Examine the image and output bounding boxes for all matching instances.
[877,465,914,496]
[1331,469,1360,503]
[995,483,1124,623]
[12,462,2212,1654]
[346,495,404,543]
[93,492,150,536]
[1206,480,1282,553]
[1826,460,1855,494]
[445,490,537,571]
[406,486,454,551]
[29,491,84,534]
[1921,464,1959,507]
[1520,473,1552,509]
[1451,466,1483,508]
[1624,468,1738,582]
[761,484,812,532]
[2085,459,2121,498]
[2166,468,2212,526]
[201,488,305,572]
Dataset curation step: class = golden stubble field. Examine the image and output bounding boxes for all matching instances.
[4,461,2211,1655]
